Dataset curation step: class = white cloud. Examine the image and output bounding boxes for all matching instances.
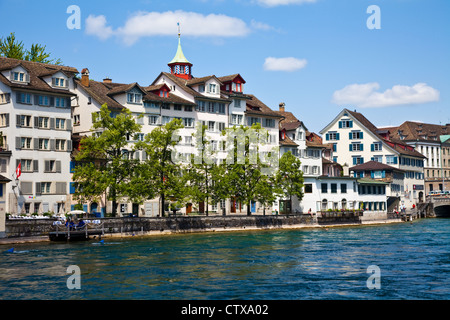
[85,15,114,41]
[332,82,440,108]
[255,0,317,7]
[85,10,251,45]
[250,19,274,31]
[263,57,307,72]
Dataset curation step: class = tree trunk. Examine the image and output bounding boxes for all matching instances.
[160,193,165,217]
[247,201,251,216]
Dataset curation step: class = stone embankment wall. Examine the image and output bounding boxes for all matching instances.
[5,214,316,238]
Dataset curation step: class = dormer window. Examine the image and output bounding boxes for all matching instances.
[208,84,217,94]
[159,90,168,98]
[232,82,243,92]
[11,71,29,83]
[52,77,67,88]
[127,92,142,104]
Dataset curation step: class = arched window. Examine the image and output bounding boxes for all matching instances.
[321,199,328,211]
[341,199,347,210]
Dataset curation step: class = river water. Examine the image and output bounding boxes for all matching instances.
[0,218,449,300]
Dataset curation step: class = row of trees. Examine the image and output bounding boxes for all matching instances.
[73,104,305,216]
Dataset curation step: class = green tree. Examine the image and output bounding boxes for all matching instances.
[0,32,62,64]
[73,104,142,216]
[224,124,279,216]
[275,151,304,213]
[135,118,185,217]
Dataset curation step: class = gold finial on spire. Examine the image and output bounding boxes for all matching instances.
[177,22,180,38]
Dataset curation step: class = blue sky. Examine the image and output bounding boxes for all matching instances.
[1,0,449,133]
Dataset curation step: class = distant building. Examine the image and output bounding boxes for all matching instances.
[386,121,450,194]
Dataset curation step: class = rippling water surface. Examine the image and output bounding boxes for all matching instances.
[1,219,449,300]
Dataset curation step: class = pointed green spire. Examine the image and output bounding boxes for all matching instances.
[169,28,190,65]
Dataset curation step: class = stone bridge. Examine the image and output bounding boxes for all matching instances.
[419,197,450,217]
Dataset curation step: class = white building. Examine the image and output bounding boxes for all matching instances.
[0,57,76,215]
[320,108,425,208]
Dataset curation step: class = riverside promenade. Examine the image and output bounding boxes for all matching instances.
[0,211,408,245]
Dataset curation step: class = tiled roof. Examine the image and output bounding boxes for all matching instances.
[0,56,78,96]
[75,79,124,111]
[349,160,405,172]
[347,109,425,158]
[217,73,246,84]
[388,121,450,143]
[246,94,284,118]
[280,134,298,146]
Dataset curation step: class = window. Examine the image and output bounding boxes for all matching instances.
[331,183,337,194]
[196,101,206,112]
[55,139,66,151]
[249,117,260,126]
[350,131,363,140]
[198,85,205,93]
[20,159,33,172]
[231,114,243,125]
[352,156,364,165]
[73,114,80,125]
[350,143,364,151]
[304,184,313,193]
[372,155,383,162]
[208,102,215,113]
[386,155,398,165]
[39,138,50,150]
[217,122,225,132]
[174,105,182,111]
[339,119,353,128]
[185,136,193,146]
[208,84,217,93]
[217,103,226,114]
[341,184,347,193]
[264,118,275,128]
[54,97,68,108]
[161,103,170,110]
[17,92,32,104]
[185,106,193,112]
[371,142,382,151]
[38,117,49,129]
[52,77,67,88]
[326,132,340,141]
[144,102,158,109]
[21,137,32,149]
[11,71,28,83]
[38,95,49,106]
[234,99,241,108]
[0,93,11,104]
[183,118,195,128]
[19,115,32,127]
[321,183,328,193]
[127,92,142,104]
[149,115,160,125]
[208,121,215,132]
[162,116,171,125]
[55,118,65,130]
[0,113,8,127]
[41,182,52,194]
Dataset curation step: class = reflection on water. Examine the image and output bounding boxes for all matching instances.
[1,219,449,300]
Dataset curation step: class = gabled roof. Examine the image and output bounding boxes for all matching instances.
[0,56,78,96]
[246,94,284,118]
[186,75,223,87]
[74,78,124,111]
[280,133,298,147]
[217,73,246,84]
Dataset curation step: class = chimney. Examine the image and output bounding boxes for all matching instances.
[279,102,285,112]
[103,77,112,84]
[81,68,90,87]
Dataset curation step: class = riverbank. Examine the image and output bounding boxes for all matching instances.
[0,213,406,245]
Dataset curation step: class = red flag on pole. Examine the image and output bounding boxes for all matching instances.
[15,162,21,179]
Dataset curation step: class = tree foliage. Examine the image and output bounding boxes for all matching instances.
[0,32,62,64]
